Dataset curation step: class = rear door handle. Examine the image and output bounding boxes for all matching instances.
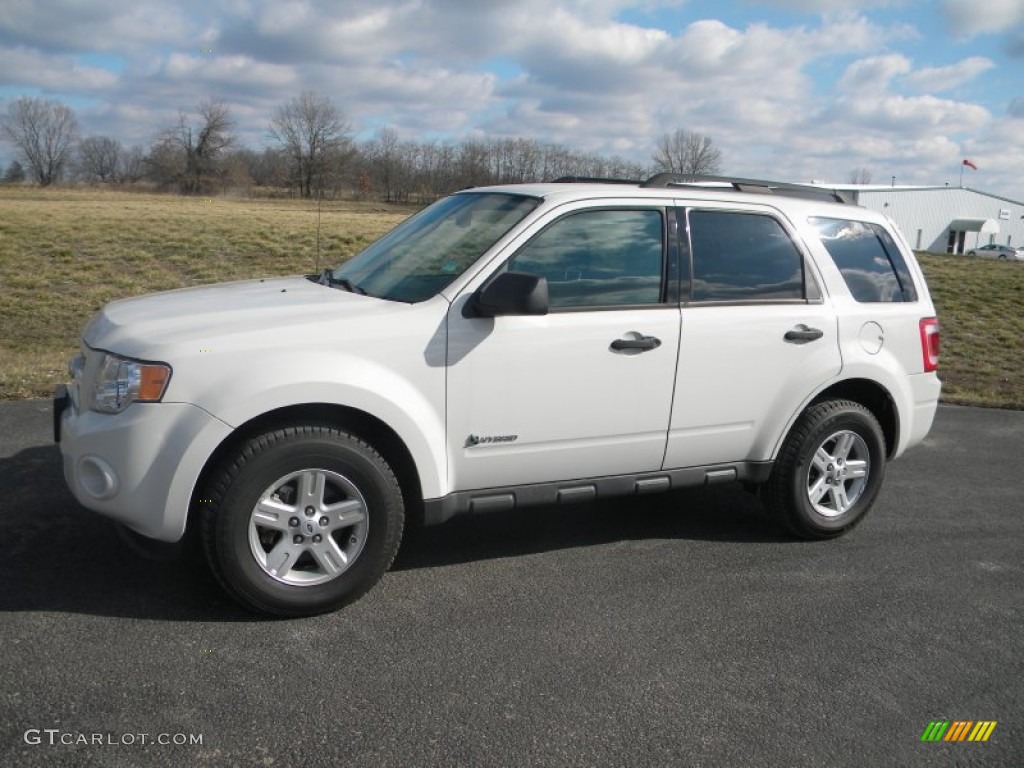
[611,335,661,351]
[784,325,824,344]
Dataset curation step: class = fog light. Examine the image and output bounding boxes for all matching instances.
[79,455,118,500]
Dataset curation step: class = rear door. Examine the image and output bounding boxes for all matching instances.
[663,205,842,469]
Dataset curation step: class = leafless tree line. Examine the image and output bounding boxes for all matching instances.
[1,94,722,200]
[354,127,652,203]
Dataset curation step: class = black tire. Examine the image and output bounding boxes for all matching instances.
[761,399,886,540]
[199,425,404,617]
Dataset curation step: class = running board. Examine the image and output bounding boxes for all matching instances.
[422,462,773,525]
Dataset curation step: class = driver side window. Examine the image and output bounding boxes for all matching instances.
[507,209,665,309]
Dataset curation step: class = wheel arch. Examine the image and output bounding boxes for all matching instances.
[188,403,425,534]
[807,378,899,458]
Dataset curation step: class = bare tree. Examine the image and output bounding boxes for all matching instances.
[3,160,26,183]
[229,147,287,188]
[651,129,722,176]
[153,98,235,194]
[254,147,289,188]
[143,140,181,189]
[77,136,123,183]
[0,96,78,186]
[269,92,351,198]
[120,145,146,184]
[849,167,873,184]
[366,127,405,201]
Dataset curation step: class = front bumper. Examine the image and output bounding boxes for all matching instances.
[55,388,233,542]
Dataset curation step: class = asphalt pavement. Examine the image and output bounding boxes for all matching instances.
[0,399,1020,767]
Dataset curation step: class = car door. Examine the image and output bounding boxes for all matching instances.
[446,204,682,492]
[663,205,842,469]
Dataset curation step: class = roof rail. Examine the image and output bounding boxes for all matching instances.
[552,176,644,185]
[640,173,851,204]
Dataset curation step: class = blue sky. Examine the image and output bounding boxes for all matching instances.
[1,0,1022,198]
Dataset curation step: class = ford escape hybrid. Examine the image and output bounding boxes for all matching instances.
[55,175,941,616]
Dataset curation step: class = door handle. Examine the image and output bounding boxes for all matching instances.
[611,335,661,351]
[784,325,824,344]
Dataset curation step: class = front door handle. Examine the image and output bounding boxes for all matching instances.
[611,335,661,351]
[784,325,824,344]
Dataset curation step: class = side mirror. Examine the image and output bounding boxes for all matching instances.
[467,271,549,317]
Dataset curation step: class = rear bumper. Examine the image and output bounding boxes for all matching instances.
[900,372,941,456]
[56,391,232,542]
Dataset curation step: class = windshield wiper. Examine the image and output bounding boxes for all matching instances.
[315,268,366,294]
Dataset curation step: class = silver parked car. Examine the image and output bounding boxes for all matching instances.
[967,243,1023,260]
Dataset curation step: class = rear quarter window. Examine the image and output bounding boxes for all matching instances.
[810,217,918,303]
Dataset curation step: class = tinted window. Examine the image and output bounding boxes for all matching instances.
[507,209,664,308]
[688,210,804,301]
[810,218,917,303]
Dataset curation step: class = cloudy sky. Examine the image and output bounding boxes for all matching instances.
[1,0,1022,198]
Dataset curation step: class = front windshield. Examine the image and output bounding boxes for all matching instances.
[331,192,539,302]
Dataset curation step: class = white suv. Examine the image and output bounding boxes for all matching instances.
[54,175,942,616]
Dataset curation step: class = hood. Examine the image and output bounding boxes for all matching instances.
[83,276,403,356]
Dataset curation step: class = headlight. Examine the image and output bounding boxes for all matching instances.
[87,353,171,414]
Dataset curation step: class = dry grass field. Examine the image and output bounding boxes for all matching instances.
[0,187,413,399]
[1,186,1021,408]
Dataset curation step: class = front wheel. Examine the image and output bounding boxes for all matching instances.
[199,425,404,616]
[761,400,886,539]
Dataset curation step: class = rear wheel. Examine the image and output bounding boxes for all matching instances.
[762,400,886,539]
[199,425,404,616]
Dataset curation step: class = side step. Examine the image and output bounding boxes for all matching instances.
[423,462,772,525]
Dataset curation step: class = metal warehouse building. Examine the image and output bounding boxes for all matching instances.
[815,184,1024,255]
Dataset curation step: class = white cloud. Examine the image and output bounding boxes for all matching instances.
[161,53,296,90]
[255,0,315,34]
[0,0,191,53]
[835,93,991,135]
[942,0,1024,39]
[904,57,996,93]
[838,54,996,100]
[677,19,742,69]
[0,46,119,91]
[554,10,670,63]
[838,54,913,93]
[744,0,910,11]
[0,0,1021,198]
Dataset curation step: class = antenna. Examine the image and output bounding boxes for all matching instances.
[315,183,323,274]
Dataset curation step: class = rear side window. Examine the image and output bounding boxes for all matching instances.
[687,210,805,302]
[810,218,918,303]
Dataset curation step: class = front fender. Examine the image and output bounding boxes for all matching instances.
[208,373,447,500]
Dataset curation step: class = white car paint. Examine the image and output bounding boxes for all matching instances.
[58,180,941,545]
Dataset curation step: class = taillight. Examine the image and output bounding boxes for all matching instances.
[919,317,940,372]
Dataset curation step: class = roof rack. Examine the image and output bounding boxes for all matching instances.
[640,173,851,204]
[552,176,644,185]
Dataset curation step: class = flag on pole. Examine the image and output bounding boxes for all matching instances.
[963,158,978,170]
